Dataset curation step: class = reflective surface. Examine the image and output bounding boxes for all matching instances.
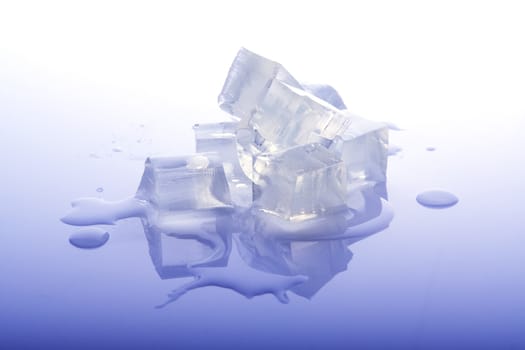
[1,2,525,349]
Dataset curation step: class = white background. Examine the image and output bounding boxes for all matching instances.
[2,0,524,130]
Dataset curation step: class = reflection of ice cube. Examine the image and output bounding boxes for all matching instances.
[143,210,233,279]
[330,115,389,190]
[253,143,347,220]
[234,181,391,299]
[235,211,353,298]
[136,154,232,212]
[193,122,252,207]
[288,240,353,298]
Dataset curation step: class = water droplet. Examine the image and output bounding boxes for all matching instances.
[416,189,459,208]
[96,187,104,193]
[112,147,123,153]
[69,228,109,249]
[426,147,436,151]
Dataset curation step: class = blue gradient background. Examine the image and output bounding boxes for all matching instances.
[1,1,525,348]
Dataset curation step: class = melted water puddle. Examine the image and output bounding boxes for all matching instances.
[61,190,394,305]
[69,228,110,249]
[416,189,459,208]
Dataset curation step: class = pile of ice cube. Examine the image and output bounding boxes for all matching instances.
[137,48,388,222]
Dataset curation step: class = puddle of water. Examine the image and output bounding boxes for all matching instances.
[69,228,110,249]
[61,197,148,226]
[416,189,459,208]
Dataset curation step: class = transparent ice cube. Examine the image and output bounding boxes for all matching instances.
[193,122,253,207]
[244,80,351,151]
[136,154,232,212]
[218,48,351,182]
[252,143,347,220]
[329,115,389,191]
[218,47,302,121]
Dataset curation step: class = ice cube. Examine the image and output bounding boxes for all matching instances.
[136,154,233,212]
[252,143,347,220]
[193,122,253,207]
[329,115,389,191]
[218,47,302,121]
[242,80,351,151]
[219,48,351,169]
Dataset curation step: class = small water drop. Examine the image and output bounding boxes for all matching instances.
[416,189,459,208]
[112,147,123,153]
[426,147,436,152]
[69,228,109,249]
[96,187,104,193]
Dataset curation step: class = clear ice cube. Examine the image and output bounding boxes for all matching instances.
[243,80,351,151]
[136,154,233,212]
[329,115,389,191]
[218,47,302,121]
[193,122,253,207]
[218,48,352,184]
[252,143,347,220]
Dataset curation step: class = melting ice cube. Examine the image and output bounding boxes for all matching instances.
[218,47,302,121]
[136,154,233,212]
[252,143,347,220]
[193,122,252,207]
[330,115,389,190]
[218,48,352,180]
